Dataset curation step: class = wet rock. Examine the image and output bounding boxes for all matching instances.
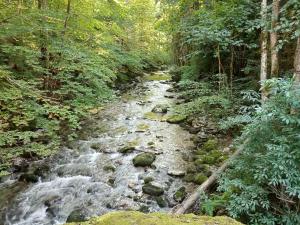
[142,183,164,196]
[12,158,29,172]
[108,177,116,186]
[173,187,187,203]
[19,173,39,183]
[166,114,187,124]
[138,205,150,213]
[167,169,185,177]
[66,209,87,223]
[133,153,156,167]
[90,143,102,150]
[118,146,136,154]
[164,94,174,99]
[103,165,116,172]
[151,104,169,113]
[144,177,154,184]
[155,196,167,208]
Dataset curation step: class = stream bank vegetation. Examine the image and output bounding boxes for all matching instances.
[0,0,169,177]
[161,0,300,224]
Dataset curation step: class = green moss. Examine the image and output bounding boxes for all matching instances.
[143,112,167,121]
[118,140,139,153]
[133,153,156,167]
[146,73,172,81]
[142,183,164,196]
[155,196,167,208]
[103,165,116,172]
[144,176,154,184]
[173,187,187,203]
[202,139,218,152]
[194,173,208,185]
[65,211,244,225]
[183,173,195,182]
[166,114,187,124]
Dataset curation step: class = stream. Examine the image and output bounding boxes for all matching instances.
[1,71,195,225]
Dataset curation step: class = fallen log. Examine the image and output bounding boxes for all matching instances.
[172,147,243,214]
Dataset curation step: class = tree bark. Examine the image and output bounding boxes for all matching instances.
[63,0,72,34]
[294,37,300,84]
[270,0,280,77]
[260,0,268,101]
[172,146,243,214]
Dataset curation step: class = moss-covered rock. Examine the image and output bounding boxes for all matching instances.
[142,183,164,196]
[65,211,244,225]
[103,165,116,172]
[193,173,208,185]
[166,114,187,124]
[183,173,195,182]
[155,196,167,208]
[90,143,102,150]
[144,176,154,184]
[66,209,87,223]
[118,146,136,154]
[173,187,187,203]
[133,153,156,167]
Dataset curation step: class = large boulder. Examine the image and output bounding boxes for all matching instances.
[142,183,164,196]
[133,153,156,167]
[65,211,244,225]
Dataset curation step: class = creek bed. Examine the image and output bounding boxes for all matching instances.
[1,72,196,225]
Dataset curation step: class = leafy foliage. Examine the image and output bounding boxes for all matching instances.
[218,79,300,225]
[0,0,168,175]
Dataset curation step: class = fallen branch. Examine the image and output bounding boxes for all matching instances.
[172,146,243,214]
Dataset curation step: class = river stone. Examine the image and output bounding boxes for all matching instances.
[151,104,169,113]
[66,209,87,223]
[118,146,136,154]
[166,114,187,124]
[133,153,156,167]
[167,169,185,177]
[142,183,164,196]
[173,187,187,203]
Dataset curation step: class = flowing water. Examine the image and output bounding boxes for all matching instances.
[1,72,195,225]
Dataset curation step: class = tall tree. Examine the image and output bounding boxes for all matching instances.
[260,0,268,100]
[270,0,280,77]
[294,37,300,83]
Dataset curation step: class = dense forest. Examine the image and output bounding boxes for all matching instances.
[0,0,300,225]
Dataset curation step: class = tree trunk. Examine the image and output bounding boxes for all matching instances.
[63,0,72,34]
[270,0,280,77]
[172,146,243,214]
[294,37,300,84]
[260,0,268,101]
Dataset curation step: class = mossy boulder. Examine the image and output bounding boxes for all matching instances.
[65,211,244,225]
[66,209,87,223]
[166,114,187,124]
[142,183,164,196]
[155,196,167,208]
[193,173,208,185]
[118,146,136,154]
[144,176,154,184]
[173,187,187,203]
[133,153,156,167]
[103,165,116,172]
